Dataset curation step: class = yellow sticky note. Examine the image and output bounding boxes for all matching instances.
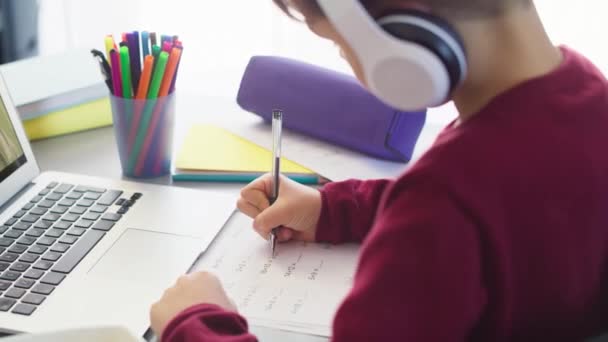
[176,125,314,174]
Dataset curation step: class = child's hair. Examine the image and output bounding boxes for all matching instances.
[273,0,531,19]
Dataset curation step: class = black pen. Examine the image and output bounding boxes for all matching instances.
[270,109,283,258]
[90,49,113,93]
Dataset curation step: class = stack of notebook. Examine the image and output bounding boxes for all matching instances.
[0,51,112,140]
[173,125,321,184]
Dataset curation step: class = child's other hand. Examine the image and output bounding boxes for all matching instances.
[150,271,235,338]
[237,174,322,243]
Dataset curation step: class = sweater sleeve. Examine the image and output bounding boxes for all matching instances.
[161,304,257,342]
[316,179,393,244]
[330,180,487,341]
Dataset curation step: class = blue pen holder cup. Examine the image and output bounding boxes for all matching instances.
[109,93,176,178]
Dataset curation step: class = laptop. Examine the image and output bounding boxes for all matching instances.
[0,73,235,335]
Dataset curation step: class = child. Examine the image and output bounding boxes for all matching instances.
[150,0,608,340]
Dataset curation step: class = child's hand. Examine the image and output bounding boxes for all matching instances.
[150,271,235,338]
[237,174,322,243]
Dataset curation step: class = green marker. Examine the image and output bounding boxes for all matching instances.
[147,51,169,98]
[119,46,132,99]
[127,51,169,173]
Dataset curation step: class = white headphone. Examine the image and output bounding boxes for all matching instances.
[316,0,468,111]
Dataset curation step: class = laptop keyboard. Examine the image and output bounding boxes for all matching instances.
[0,182,142,316]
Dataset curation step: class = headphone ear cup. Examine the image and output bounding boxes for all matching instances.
[377,11,467,96]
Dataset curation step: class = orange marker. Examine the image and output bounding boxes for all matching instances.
[136,55,154,99]
[158,48,182,96]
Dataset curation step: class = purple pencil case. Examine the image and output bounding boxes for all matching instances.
[236,56,427,162]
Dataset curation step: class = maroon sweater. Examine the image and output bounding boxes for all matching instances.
[162,47,608,341]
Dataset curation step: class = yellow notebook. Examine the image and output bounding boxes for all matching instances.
[174,125,320,184]
[23,98,112,141]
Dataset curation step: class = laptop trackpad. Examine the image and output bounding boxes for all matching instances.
[75,229,205,332]
[88,228,204,284]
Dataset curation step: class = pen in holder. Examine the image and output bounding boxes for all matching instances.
[110,93,176,178]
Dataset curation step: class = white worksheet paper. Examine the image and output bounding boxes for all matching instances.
[197,213,360,337]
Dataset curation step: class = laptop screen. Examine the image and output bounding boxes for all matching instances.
[0,94,26,183]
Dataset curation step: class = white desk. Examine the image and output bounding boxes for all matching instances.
[27,89,446,341]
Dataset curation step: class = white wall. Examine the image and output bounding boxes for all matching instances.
[38,0,607,124]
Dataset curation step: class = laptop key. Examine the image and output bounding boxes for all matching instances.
[33,261,53,271]
[61,213,79,222]
[13,210,27,219]
[38,200,55,209]
[69,206,87,215]
[54,184,74,194]
[0,227,7,235]
[0,253,18,263]
[37,237,56,246]
[0,262,8,271]
[4,230,22,239]
[84,192,101,200]
[34,221,52,230]
[12,303,36,316]
[90,205,108,213]
[58,199,76,207]
[42,252,61,262]
[58,236,78,245]
[46,193,63,201]
[53,230,105,274]
[0,271,21,281]
[0,238,15,247]
[74,186,106,193]
[17,237,36,246]
[5,288,26,299]
[42,214,61,222]
[77,199,95,207]
[31,283,55,295]
[4,218,17,226]
[24,269,44,280]
[21,203,35,211]
[67,228,86,237]
[0,238,14,247]
[22,293,45,305]
[117,207,129,215]
[75,219,94,229]
[82,212,101,221]
[8,244,28,254]
[101,213,122,222]
[97,190,123,206]
[30,207,48,216]
[0,281,10,290]
[50,206,68,214]
[9,263,30,272]
[15,278,36,289]
[19,253,39,263]
[66,192,83,200]
[131,192,143,200]
[28,246,47,255]
[46,182,59,189]
[50,243,70,253]
[38,188,50,196]
[92,220,114,232]
[41,272,65,285]
[0,298,16,311]
[21,215,40,224]
[53,221,72,230]
[25,228,44,238]
[45,229,64,238]
[13,222,31,231]
[30,196,43,203]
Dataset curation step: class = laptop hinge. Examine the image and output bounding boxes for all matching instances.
[0,181,35,215]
